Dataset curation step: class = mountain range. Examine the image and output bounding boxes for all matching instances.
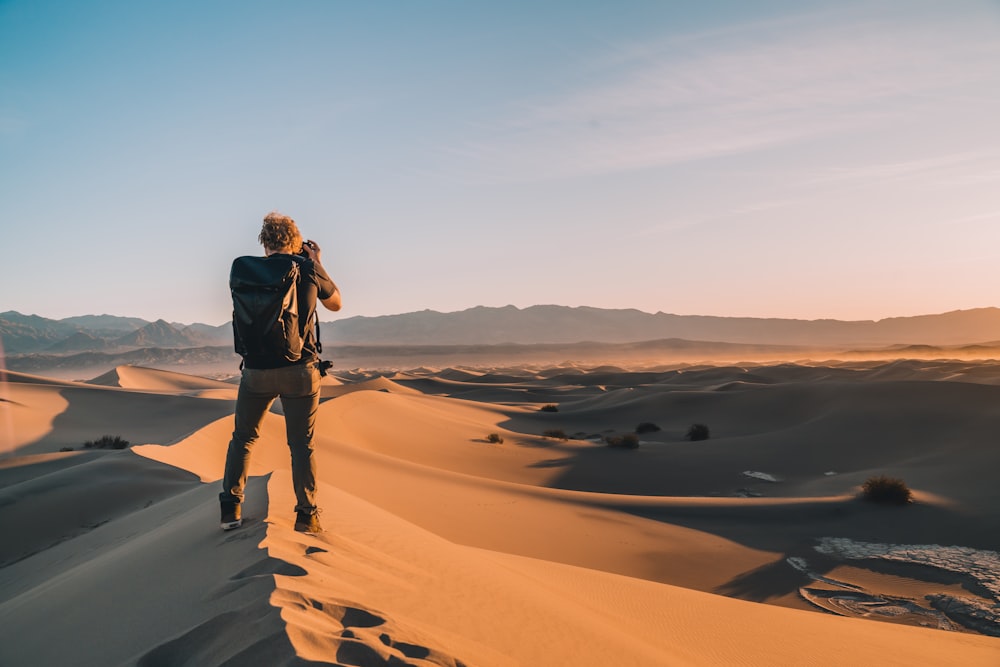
[327,305,1000,347]
[0,312,229,355]
[6,305,1000,353]
[4,306,1000,374]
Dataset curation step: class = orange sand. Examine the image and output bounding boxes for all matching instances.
[1,362,999,665]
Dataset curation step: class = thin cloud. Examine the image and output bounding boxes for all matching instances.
[938,209,1000,227]
[628,196,802,240]
[451,8,1000,181]
[807,152,1000,186]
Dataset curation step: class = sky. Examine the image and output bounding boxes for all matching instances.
[2,0,999,326]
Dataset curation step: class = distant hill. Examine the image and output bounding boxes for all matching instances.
[46,331,114,353]
[115,319,204,348]
[5,305,1000,376]
[0,310,81,352]
[60,314,147,334]
[0,313,230,355]
[181,322,231,343]
[326,305,1000,347]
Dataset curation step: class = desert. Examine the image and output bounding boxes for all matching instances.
[6,0,1000,663]
[2,353,1000,666]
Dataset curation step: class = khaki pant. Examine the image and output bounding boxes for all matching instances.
[220,362,322,513]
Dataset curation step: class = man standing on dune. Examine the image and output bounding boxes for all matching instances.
[219,211,342,533]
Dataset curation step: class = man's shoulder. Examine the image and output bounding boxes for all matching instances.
[230,255,304,287]
[231,254,306,269]
[232,253,305,263]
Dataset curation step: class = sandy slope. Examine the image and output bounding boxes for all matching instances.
[86,365,239,395]
[0,369,237,455]
[1,362,999,665]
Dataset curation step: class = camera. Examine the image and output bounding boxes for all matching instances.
[298,240,314,258]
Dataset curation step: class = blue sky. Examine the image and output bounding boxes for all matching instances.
[2,0,999,325]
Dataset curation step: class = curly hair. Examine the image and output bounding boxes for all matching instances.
[258,211,303,254]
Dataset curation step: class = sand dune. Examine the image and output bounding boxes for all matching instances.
[0,367,237,455]
[86,365,239,394]
[2,361,999,665]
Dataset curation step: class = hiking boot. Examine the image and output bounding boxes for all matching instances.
[220,500,242,531]
[294,510,322,534]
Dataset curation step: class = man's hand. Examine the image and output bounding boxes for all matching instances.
[301,239,322,263]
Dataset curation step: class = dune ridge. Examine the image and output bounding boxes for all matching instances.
[2,362,999,665]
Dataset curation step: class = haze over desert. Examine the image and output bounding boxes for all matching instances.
[2,342,1000,665]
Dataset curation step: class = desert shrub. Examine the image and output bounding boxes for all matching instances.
[542,429,569,440]
[486,432,504,444]
[59,446,74,452]
[83,435,130,450]
[686,423,710,441]
[539,404,559,412]
[861,475,912,505]
[606,433,640,449]
[635,422,661,434]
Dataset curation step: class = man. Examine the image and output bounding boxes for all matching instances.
[219,211,341,533]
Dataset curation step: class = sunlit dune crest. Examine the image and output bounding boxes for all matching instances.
[1,361,999,665]
[85,365,239,395]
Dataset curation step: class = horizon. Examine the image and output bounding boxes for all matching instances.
[2,1,999,324]
[5,302,1000,329]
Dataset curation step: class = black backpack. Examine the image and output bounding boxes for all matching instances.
[230,255,309,366]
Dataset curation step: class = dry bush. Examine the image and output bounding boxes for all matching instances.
[83,435,130,450]
[542,429,569,440]
[539,404,559,412]
[606,433,639,449]
[635,422,661,434]
[686,423,710,441]
[861,475,912,505]
[486,432,504,444]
